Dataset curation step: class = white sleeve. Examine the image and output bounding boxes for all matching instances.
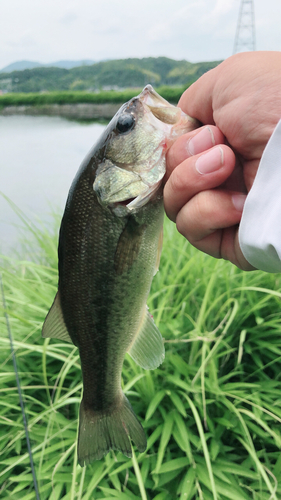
[239,119,281,272]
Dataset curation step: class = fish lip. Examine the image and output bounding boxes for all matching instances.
[138,85,199,132]
[137,86,180,134]
[138,84,170,107]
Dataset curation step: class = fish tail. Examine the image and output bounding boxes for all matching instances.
[77,393,147,466]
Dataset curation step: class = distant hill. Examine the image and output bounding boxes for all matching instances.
[45,60,96,70]
[0,59,95,73]
[0,57,221,93]
[0,61,43,73]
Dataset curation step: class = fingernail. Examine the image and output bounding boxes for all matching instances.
[195,146,224,174]
[188,126,216,155]
[232,193,247,212]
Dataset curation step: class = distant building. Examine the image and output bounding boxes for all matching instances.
[0,78,12,93]
[102,85,126,91]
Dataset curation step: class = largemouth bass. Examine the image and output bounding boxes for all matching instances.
[42,85,198,466]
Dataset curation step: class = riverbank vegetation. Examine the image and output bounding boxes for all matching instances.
[0,57,220,94]
[1,210,281,499]
[0,86,186,108]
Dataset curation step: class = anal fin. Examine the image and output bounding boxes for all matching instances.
[42,291,73,344]
[128,306,165,370]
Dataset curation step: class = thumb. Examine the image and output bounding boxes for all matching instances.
[178,68,217,124]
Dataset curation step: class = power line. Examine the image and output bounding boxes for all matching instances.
[233,0,256,54]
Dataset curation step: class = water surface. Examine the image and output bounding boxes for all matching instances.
[0,115,106,253]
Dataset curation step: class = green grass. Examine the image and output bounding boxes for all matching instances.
[0,86,186,108]
[1,212,281,499]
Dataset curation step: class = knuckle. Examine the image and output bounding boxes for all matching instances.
[188,192,204,222]
[176,215,188,239]
[176,208,193,241]
[176,193,207,243]
[169,167,188,196]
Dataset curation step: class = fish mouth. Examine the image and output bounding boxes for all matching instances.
[138,85,199,136]
[138,85,182,125]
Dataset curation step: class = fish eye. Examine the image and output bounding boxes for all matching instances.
[116,113,135,134]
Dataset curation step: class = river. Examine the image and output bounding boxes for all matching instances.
[0,115,106,254]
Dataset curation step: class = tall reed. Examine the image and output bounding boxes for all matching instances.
[1,213,281,499]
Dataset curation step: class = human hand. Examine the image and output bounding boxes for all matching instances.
[164,51,281,270]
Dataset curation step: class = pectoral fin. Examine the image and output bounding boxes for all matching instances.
[42,292,73,344]
[128,306,165,370]
[154,227,163,276]
[114,218,146,275]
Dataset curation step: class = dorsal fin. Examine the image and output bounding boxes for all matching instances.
[42,292,73,344]
[128,306,164,370]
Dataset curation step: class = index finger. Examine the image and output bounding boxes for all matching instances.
[164,144,236,222]
[166,125,225,177]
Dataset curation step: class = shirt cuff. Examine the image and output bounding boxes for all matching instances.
[239,119,281,272]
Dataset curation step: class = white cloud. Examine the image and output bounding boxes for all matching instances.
[147,22,172,43]
[59,12,79,25]
[0,0,280,69]
[212,0,236,17]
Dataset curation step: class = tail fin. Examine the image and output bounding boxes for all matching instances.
[78,393,146,466]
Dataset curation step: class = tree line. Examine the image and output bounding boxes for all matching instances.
[0,57,221,94]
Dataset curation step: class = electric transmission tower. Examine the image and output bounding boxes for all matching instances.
[233,0,256,54]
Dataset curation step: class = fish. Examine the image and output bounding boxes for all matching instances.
[42,85,198,466]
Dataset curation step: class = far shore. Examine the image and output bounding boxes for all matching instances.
[0,103,120,120]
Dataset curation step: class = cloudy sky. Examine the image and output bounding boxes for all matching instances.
[0,0,280,69]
